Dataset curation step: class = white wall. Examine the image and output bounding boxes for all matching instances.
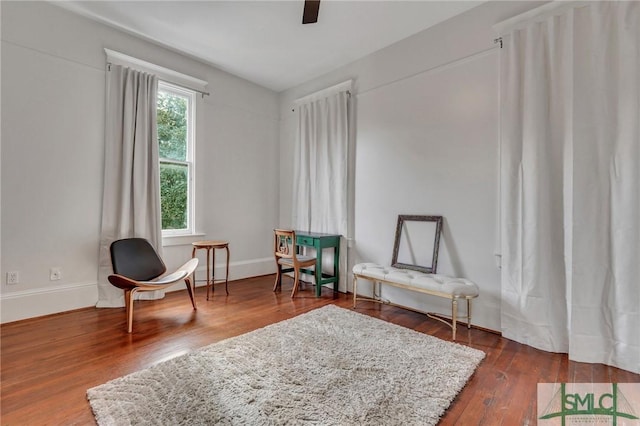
[0,1,280,323]
[279,1,545,331]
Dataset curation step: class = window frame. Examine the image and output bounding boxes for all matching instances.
[157,81,196,237]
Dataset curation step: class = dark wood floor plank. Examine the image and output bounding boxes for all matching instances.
[445,336,517,425]
[1,274,638,425]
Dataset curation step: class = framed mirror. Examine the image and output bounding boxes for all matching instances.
[391,215,443,274]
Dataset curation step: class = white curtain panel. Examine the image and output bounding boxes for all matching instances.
[499,2,639,373]
[293,82,351,292]
[96,65,163,308]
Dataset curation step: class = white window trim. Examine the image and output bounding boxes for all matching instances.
[162,233,206,247]
[158,81,196,237]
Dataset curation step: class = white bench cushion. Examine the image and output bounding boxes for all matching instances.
[353,263,479,298]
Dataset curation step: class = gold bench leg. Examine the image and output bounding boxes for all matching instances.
[352,272,476,341]
[452,298,458,341]
[353,275,358,308]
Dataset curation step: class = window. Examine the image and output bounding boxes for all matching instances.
[157,81,195,235]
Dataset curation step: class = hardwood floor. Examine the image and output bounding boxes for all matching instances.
[1,275,638,425]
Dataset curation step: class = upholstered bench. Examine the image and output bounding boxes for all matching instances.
[352,263,480,340]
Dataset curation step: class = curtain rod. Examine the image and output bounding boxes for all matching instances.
[290,90,351,112]
[289,41,502,108]
[357,42,501,98]
[291,80,353,111]
[107,62,210,97]
[294,80,353,104]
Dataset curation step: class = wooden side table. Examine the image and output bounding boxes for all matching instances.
[191,240,230,300]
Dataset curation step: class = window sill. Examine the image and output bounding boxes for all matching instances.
[162,233,206,247]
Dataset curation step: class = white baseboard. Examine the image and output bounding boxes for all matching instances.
[166,257,276,292]
[0,257,277,324]
[0,282,99,324]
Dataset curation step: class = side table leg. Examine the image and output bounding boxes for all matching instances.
[224,245,230,295]
[206,247,212,301]
[211,248,216,295]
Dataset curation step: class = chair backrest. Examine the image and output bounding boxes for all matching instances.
[110,238,167,281]
[274,229,298,261]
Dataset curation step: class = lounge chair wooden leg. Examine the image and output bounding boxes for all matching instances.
[123,289,131,332]
[185,277,197,310]
[126,289,136,333]
[123,289,130,314]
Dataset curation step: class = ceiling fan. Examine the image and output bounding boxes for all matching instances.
[302,0,321,24]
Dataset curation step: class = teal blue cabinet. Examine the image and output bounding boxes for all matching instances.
[296,231,341,297]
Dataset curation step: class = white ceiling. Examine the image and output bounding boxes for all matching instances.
[56,1,483,92]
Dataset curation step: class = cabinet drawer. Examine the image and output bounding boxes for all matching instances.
[296,236,315,247]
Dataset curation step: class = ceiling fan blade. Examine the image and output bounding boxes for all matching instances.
[302,0,320,24]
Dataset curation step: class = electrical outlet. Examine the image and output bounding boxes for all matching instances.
[6,271,19,285]
[50,267,62,281]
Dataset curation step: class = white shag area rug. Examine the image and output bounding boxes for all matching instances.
[87,305,485,425]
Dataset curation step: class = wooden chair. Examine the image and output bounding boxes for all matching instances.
[108,238,198,333]
[273,229,317,297]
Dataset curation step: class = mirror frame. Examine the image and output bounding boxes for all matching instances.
[391,214,443,274]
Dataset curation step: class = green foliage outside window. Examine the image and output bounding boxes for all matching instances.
[160,163,187,230]
[157,92,187,161]
[157,90,189,230]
